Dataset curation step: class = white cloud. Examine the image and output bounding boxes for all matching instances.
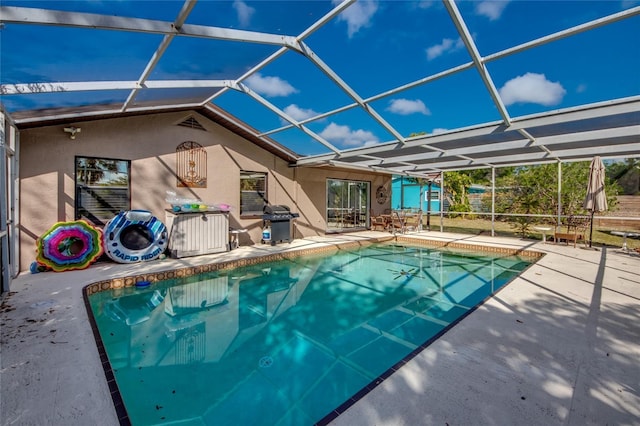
[475,1,509,21]
[232,0,255,27]
[333,0,378,38]
[499,72,566,106]
[426,37,465,60]
[416,0,435,9]
[319,122,379,147]
[245,73,298,97]
[387,99,431,115]
[432,128,448,135]
[576,84,587,94]
[283,104,318,121]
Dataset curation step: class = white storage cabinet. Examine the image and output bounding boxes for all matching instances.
[165,210,229,258]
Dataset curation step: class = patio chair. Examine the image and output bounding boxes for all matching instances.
[390,211,405,234]
[370,215,387,231]
[404,210,423,233]
[553,215,589,248]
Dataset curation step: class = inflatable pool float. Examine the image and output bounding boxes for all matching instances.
[103,210,168,263]
[35,220,104,272]
[135,280,152,288]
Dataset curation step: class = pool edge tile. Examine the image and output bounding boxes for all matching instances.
[83,236,543,295]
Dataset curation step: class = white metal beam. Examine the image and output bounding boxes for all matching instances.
[201,0,354,132]
[298,41,407,143]
[261,7,640,139]
[2,2,639,176]
[550,143,640,159]
[122,0,197,111]
[443,0,511,125]
[297,96,640,166]
[485,6,640,63]
[202,104,299,160]
[537,125,640,147]
[259,61,475,137]
[1,80,233,94]
[235,82,342,154]
[0,6,297,46]
[10,102,203,124]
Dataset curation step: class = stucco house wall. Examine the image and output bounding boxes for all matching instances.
[18,110,390,272]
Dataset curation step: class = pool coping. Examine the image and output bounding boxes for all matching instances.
[82,235,544,426]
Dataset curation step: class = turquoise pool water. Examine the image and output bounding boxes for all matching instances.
[88,243,535,425]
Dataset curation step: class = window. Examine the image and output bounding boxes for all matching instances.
[75,157,130,226]
[424,190,440,201]
[240,171,266,216]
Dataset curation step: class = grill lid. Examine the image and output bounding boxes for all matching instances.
[264,205,291,215]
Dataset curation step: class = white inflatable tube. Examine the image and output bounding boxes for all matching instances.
[103,210,168,263]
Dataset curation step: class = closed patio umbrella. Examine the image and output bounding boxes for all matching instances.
[583,156,608,247]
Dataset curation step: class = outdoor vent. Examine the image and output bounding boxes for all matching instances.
[177,116,206,131]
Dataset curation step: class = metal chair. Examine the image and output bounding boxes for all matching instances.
[553,216,589,248]
[404,210,423,232]
[390,211,405,234]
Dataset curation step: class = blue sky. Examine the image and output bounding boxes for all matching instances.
[1,0,639,156]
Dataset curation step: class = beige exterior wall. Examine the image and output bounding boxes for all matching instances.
[18,110,390,271]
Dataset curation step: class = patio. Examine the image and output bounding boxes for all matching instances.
[1,232,638,425]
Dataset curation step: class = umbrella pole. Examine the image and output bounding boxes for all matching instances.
[589,211,594,248]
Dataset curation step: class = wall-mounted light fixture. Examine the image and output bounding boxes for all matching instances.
[63,126,81,140]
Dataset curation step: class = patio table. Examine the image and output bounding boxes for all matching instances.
[533,226,553,243]
[610,230,640,252]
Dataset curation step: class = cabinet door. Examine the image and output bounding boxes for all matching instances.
[168,213,229,257]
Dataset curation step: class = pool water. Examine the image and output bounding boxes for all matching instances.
[88,243,535,425]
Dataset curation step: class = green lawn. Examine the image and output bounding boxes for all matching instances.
[421,217,640,251]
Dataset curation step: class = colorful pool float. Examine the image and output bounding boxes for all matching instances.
[36,220,104,272]
[103,210,168,263]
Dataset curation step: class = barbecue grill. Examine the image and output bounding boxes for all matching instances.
[262,205,299,245]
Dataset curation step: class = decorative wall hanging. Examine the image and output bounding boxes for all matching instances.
[176,141,207,187]
[375,185,389,204]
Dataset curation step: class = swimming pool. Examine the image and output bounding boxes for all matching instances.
[86,241,538,425]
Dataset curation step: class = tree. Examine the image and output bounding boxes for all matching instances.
[76,158,120,186]
[607,159,640,195]
[491,162,619,237]
[491,164,556,236]
[443,171,473,215]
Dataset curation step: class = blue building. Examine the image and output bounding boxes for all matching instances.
[391,176,442,212]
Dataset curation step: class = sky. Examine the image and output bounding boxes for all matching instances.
[1,0,639,156]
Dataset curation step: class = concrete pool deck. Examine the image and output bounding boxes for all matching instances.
[1,231,639,425]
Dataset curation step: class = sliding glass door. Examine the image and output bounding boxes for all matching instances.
[326,179,369,232]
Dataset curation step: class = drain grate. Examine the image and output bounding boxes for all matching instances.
[258,356,273,368]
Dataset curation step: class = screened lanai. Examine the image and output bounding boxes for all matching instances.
[1,0,639,170]
[1,0,640,290]
[2,4,640,425]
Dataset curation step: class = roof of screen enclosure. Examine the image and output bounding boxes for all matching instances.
[1,0,639,178]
